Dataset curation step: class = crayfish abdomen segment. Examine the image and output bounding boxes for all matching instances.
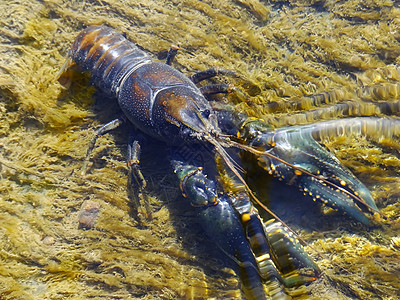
[67,25,151,96]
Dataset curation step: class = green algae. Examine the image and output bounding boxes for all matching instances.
[0,0,400,299]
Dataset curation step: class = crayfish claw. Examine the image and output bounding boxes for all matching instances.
[251,123,378,226]
[173,159,321,299]
[215,111,379,226]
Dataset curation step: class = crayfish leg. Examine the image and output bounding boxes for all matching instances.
[81,117,126,175]
[165,44,180,66]
[199,84,250,105]
[127,138,152,220]
[191,67,261,99]
[190,67,240,84]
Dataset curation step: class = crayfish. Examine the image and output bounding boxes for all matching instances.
[58,25,392,299]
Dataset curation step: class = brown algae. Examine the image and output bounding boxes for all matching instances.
[0,0,400,299]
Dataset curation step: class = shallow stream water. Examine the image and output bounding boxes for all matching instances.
[0,0,399,299]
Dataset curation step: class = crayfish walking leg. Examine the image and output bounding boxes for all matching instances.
[80,117,151,219]
[127,138,152,220]
[81,117,126,175]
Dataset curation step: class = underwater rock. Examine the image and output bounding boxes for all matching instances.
[78,200,101,230]
[41,236,55,245]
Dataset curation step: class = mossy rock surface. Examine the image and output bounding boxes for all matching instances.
[0,0,399,299]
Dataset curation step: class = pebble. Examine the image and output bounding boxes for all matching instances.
[78,200,101,230]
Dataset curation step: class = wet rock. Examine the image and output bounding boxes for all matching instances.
[78,200,101,230]
[42,236,55,245]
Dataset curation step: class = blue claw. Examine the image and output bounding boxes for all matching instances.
[172,160,320,299]
[243,120,378,226]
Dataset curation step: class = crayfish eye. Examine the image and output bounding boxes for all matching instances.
[202,109,210,118]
